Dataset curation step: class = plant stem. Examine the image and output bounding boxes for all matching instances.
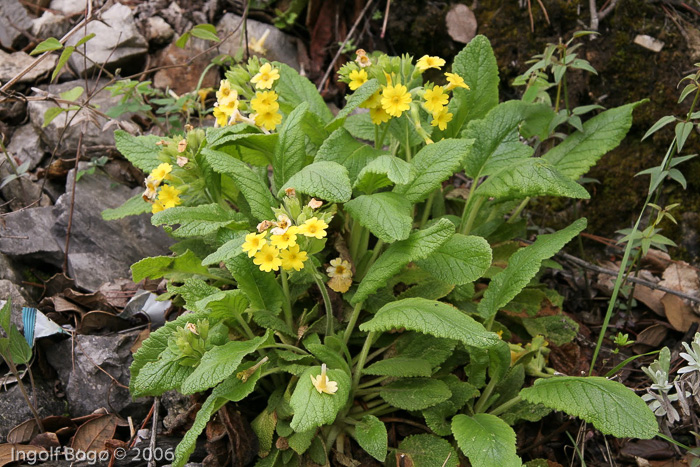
[352,331,376,392]
[474,376,498,413]
[419,190,437,228]
[313,273,334,338]
[489,395,522,417]
[280,269,294,330]
[460,195,485,235]
[357,376,388,389]
[234,313,256,340]
[343,302,364,345]
[508,197,530,223]
[1,354,44,433]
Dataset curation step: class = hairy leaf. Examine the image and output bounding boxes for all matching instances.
[202,232,247,265]
[397,434,459,467]
[344,192,413,243]
[114,130,162,172]
[354,155,415,193]
[354,415,387,462]
[328,79,382,131]
[452,414,521,467]
[276,63,333,122]
[289,366,351,432]
[172,392,226,467]
[364,357,433,378]
[273,102,308,190]
[279,161,352,203]
[379,378,451,410]
[225,255,284,312]
[315,128,384,181]
[131,250,209,283]
[101,194,150,220]
[416,234,492,285]
[151,203,248,237]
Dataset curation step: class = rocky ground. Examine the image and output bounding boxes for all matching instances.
[1,0,700,465]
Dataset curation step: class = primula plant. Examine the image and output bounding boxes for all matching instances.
[105,35,660,466]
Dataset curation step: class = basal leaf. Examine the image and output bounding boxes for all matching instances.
[397,434,459,467]
[344,192,413,243]
[416,234,492,285]
[225,255,284,312]
[273,102,308,191]
[279,161,352,203]
[202,232,247,265]
[379,378,451,410]
[393,139,470,203]
[520,376,658,439]
[354,155,415,193]
[328,79,382,131]
[452,414,521,467]
[151,203,248,237]
[364,357,433,378]
[172,392,227,467]
[131,250,210,283]
[351,219,454,304]
[354,415,387,462]
[114,130,163,173]
[475,158,591,201]
[289,366,351,432]
[101,194,150,220]
[360,298,501,349]
[544,101,644,180]
[203,148,277,221]
[275,63,333,123]
[315,128,384,181]
[477,218,586,320]
[132,350,194,397]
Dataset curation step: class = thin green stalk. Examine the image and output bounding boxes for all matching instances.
[343,302,364,345]
[357,376,388,389]
[507,197,530,223]
[234,313,256,340]
[377,123,390,149]
[374,125,380,150]
[362,402,394,418]
[1,354,44,433]
[348,220,364,261]
[352,331,376,392]
[404,126,412,161]
[313,273,334,338]
[280,269,294,330]
[474,376,498,413]
[489,395,521,417]
[419,190,437,228]
[460,195,485,235]
[358,343,391,366]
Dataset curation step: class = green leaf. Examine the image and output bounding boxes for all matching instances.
[202,232,247,266]
[0,300,32,365]
[416,234,492,285]
[172,392,227,467]
[43,106,65,128]
[251,409,277,457]
[477,218,586,319]
[344,192,413,243]
[151,203,247,238]
[397,434,459,467]
[354,154,415,194]
[475,158,591,201]
[288,428,316,455]
[675,121,693,152]
[273,102,309,190]
[59,86,84,101]
[522,314,579,346]
[643,115,676,141]
[440,35,499,138]
[279,161,352,203]
[214,360,264,401]
[74,33,95,47]
[206,127,278,166]
[393,139,470,203]
[52,45,75,81]
[225,255,284,312]
[175,31,191,48]
[289,366,351,432]
[180,334,267,394]
[452,413,521,467]
[543,101,644,179]
[354,415,387,462]
[30,37,63,55]
[462,100,534,179]
[190,23,219,42]
[101,194,150,220]
[520,376,658,439]
[364,357,433,377]
[379,378,451,410]
[132,350,194,397]
[328,79,382,132]
[361,298,501,349]
[131,250,210,283]
[315,128,384,181]
[396,333,456,368]
[344,113,376,142]
[275,63,333,123]
[351,219,454,304]
[114,130,163,173]
[203,148,277,221]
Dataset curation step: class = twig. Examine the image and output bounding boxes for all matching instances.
[317,0,376,92]
[558,250,700,304]
[74,337,129,389]
[62,130,83,275]
[379,417,431,432]
[148,397,159,467]
[380,0,391,39]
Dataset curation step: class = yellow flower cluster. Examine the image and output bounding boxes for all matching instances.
[242,215,328,273]
[213,80,239,127]
[142,163,182,213]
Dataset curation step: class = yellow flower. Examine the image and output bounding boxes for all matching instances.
[157,184,182,209]
[250,90,279,114]
[310,363,338,395]
[251,63,280,90]
[145,175,159,191]
[355,49,371,67]
[381,83,412,117]
[445,72,470,91]
[416,55,446,72]
[151,200,165,214]
[280,244,308,271]
[327,258,352,278]
[423,85,449,114]
[298,217,328,239]
[213,106,229,126]
[270,226,298,249]
[253,244,282,272]
[142,187,157,202]
[151,163,173,182]
[216,79,233,102]
[197,88,211,105]
[249,30,269,55]
[369,106,391,125]
[242,232,268,257]
[271,214,292,236]
[348,69,368,91]
[328,275,352,293]
[254,109,282,131]
[218,93,239,116]
[360,90,381,109]
[431,107,453,131]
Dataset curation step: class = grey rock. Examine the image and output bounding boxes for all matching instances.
[217,13,300,70]
[0,205,64,266]
[27,79,123,153]
[66,3,148,75]
[49,0,86,16]
[0,98,26,124]
[0,279,34,331]
[0,254,22,283]
[161,390,190,431]
[0,378,65,443]
[46,330,150,417]
[0,161,51,211]
[51,169,173,291]
[144,16,174,45]
[0,50,58,85]
[31,10,72,40]
[152,38,219,95]
[7,123,45,171]
[0,0,32,50]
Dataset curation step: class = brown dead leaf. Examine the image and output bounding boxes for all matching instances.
[78,311,130,334]
[29,432,60,448]
[446,4,478,44]
[7,419,39,444]
[64,289,117,313]
[98,279,139,309]
[45,296,86,314]
[633,323,670,352]
[71,413,119,454]
[633,284,666,316]
[130,328,150,354]
[659,261,700,292]
[661,294,700,332]
[43,273,75,297]
[0,444,47,467]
